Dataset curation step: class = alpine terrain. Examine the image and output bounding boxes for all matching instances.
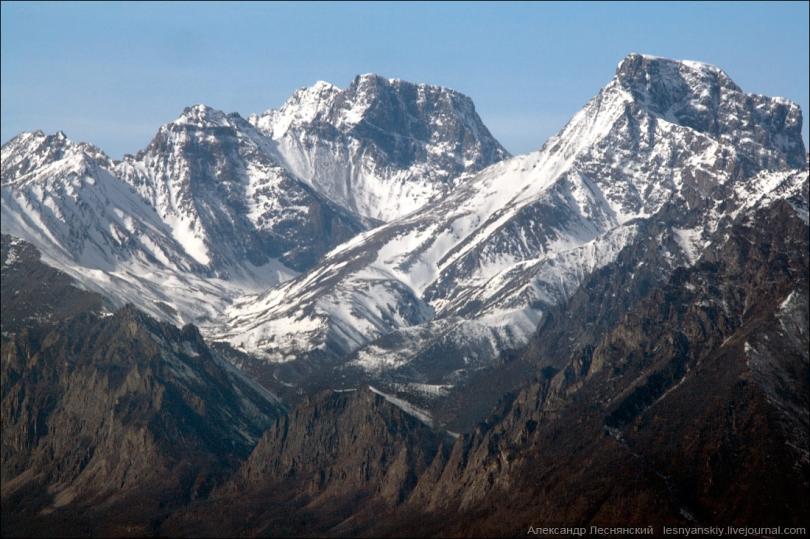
[1,53,808,537]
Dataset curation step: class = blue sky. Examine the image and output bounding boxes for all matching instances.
[2,1,808,158]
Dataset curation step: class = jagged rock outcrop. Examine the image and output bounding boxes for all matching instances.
[250,74,509,221]
[397,198,809,535]
[1,236,282,536]
[150,387,451,537]
[229,387,443,502]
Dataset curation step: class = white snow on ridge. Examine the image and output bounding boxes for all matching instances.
[0,130,299,327]
[369,385,434,426]
[249,74,509,222]
[219,54,807,375]
[3,55,806,387]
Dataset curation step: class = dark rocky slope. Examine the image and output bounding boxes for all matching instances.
[395,199,809,535]
[160,387,450,537]
[1,235,108,331]
[1,236,282,537]
[102,196,809,537]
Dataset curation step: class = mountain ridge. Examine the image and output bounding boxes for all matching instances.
[1,74,507,330]
[249,72,510,220]
[217,54,806,403]
[1,53,808,537]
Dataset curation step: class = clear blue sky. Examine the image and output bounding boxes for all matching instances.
[2,1,808,158]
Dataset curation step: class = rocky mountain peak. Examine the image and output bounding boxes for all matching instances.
[248,74,509,221]
[352,72,389,84]
[249,81,341,138]
[115,98,365,275]
[341,72,482,129]
[345,72,420,103]
[1,130,112,185]
[611,53,805,170]
[140,105,245,156]
[616,52,741,93]
[171,103,241,129]
[287,80,341,104]
[2,130,70,159]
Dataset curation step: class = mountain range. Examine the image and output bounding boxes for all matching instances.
[1,53,808,536]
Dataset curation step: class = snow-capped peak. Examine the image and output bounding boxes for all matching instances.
[351,72,455,93]
[248,74,509,221]
[616,52,742,102]
[170,104,237,128]
[311,80,339,91]
[618,53,729,77]
[1,130,111,186]
[250,81,341,138]
[609,52,805,172]
[217,53,807,388]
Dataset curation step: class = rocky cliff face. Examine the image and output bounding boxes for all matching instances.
[250,74,510,221]
[229,387,443,502]
[160,388,448,537]
[1,236,282,537]
[1,54,807,537]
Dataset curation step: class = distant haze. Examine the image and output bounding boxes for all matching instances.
[2,1,808,158]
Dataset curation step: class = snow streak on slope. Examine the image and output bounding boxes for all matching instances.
[219,54,806,378]
[2,55,805,394]
[115,104,365,274]
[250,74,510,221]
[2,77,507,329]
[1,131,296,325]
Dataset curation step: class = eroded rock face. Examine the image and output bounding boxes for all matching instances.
[399,200,809,535]
[250,74,510,221]
[1,236,282,536]
[1,54,808,538]
[231,388,444,501]
[153,386,452,537]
